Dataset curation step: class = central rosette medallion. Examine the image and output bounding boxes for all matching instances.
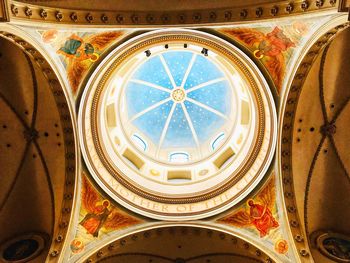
[171,88,186,102]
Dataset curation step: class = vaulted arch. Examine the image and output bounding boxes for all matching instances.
[0,27,77,262]
[279,18,350,262]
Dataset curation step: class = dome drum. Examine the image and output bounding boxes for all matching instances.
[79,29,277,220]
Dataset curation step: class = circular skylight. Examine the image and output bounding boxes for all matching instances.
[79,29,277,220]
[119,48,239,164]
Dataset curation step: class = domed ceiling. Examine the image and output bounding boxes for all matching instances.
[0,1,349,263]
[79,29,277,220]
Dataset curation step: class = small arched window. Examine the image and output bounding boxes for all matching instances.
[211,132,225,151]
[169,152,190,163]
[132,134,147,151]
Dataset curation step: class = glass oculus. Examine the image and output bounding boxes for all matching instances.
[79,29,277,220]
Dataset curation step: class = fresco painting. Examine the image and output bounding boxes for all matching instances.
[70,238,84,254]
[37,21,311,96]
[218,177,279,236]
[221,21,310,93]
[70,174,142,255]
[275,239,289,254]
[40,29,124,95]
[217,175,290,257]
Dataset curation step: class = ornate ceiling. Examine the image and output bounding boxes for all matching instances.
[0,1,349,263]
[280,22,350,262]
[3,0,348,26]
[80,226,274,263]
[0,30,76,261]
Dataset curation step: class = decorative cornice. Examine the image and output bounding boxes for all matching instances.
[9,0,338,27]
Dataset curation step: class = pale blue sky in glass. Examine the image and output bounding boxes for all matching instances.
[125,50,232,160]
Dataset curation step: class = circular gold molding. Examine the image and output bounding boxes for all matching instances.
[79,29,277,220]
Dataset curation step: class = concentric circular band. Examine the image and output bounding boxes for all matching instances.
[79,29,277,220]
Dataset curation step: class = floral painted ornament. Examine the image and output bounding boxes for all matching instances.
[275,239,288,254]
[70,238,85,254]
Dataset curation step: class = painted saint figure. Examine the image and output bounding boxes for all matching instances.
[79,200,111,237]
[55,31,122,93]
[79,175,141,238]
[248,200,279,237]
[222,26,296,91]
[218,178,279,238]
[57,34,98,62]
[255,27,295,57]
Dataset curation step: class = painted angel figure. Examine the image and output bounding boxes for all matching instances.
[56,31,122,93]
[222,27,295,91]
[218,179,279,237]
[57,34,99,62]
[79,176,140,237]
[79,200,111,237]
